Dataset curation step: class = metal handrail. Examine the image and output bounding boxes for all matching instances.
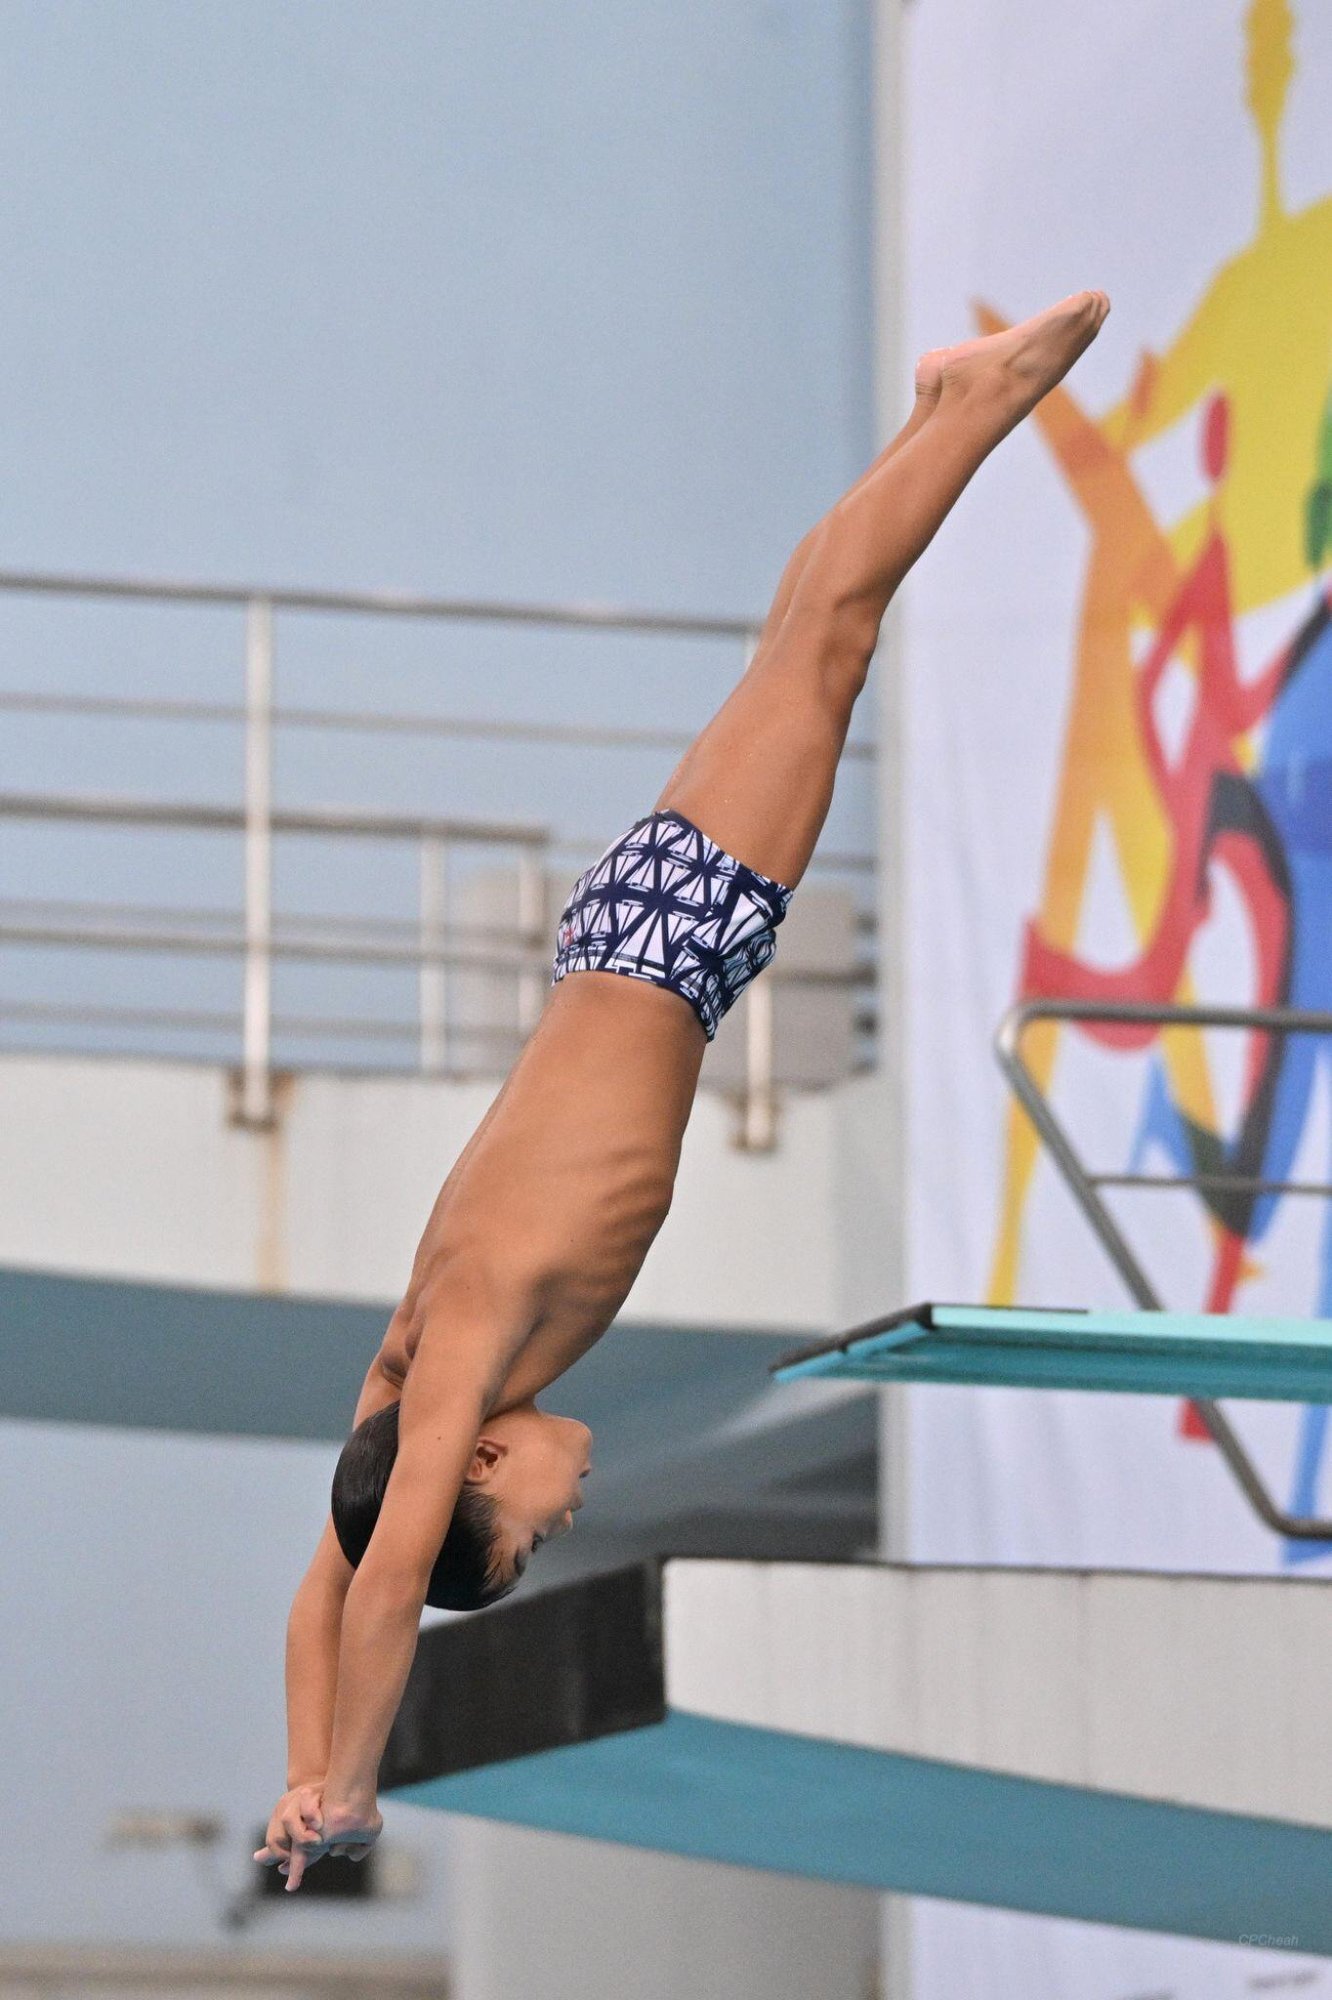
[0,788,874,875]
[0,995,530,1054]
[0,914,876,983]
[2,563,878,1136]
[0,788,549,847]
[0,686,877,763]
[995,997,1332,1541]
[0,564,775,1123]
[0,896,532,946]
[0,562,758,635]
[0,920,537,973]
[3,789,876,1120]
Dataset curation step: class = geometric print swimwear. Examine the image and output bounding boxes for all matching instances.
[550,807,794,1041]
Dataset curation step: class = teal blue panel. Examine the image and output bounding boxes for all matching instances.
[774,1305,1332,1402]
[0,1264,387,1439]
[389,1710,1332,1952]
[0,1263,811,1441]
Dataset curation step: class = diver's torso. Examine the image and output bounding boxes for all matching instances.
[389,972,705,1384]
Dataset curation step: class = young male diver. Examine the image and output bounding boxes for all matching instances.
[256,289,1110,1887]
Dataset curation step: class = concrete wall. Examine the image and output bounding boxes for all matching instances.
[0,1052,891,1334]
[0,1413,460,1955]
[665,1559,1332,1829]
[447,1820,879,2000]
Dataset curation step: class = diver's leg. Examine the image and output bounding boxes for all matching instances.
[750,359,946,652]
[657,291,1109,887]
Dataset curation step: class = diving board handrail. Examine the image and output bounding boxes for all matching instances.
[995,998,1332,1543]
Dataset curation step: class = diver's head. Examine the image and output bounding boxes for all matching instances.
[331,1400,591,1610]
[467,1404,592,1589]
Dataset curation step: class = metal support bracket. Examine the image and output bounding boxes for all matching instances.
[994,997,1332,1543]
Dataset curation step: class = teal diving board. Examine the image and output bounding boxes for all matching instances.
[381,1558,1332,1950]
[771,1303,1332,1402]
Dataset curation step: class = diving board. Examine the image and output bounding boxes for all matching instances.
[381,1557,1332,1952]
[771,1301,1332,1401]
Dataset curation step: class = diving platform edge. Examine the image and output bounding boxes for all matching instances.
[771,1301,1332,1401]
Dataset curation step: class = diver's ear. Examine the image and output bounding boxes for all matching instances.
[466,1435,506,1484]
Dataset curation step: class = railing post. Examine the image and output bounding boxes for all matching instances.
[239,596,274,1127]
[419,834,450,1075]
[738,969,778,1150]
[515,844,545,1035]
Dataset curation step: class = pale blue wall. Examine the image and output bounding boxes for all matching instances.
[0,0,872,610]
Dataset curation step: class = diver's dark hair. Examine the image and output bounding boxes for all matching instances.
[330,1401,514,1611]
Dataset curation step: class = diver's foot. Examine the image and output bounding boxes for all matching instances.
[912,345,948,410]
[929,290,1110,421]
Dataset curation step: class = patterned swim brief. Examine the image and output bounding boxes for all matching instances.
[550,808,793,1040]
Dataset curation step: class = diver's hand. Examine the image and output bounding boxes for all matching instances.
[254,1789,382,1892]
[309,1796,382,1871]
[254,1783,325,1890]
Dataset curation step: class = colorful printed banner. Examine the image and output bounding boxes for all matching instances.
[903,1,1332,1989]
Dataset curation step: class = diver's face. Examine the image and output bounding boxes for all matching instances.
[465,1407,592,1584]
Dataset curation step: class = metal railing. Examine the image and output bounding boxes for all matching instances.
[0,567,877,1135]
[996,997,1332,1541]
[0,788,554,1079]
